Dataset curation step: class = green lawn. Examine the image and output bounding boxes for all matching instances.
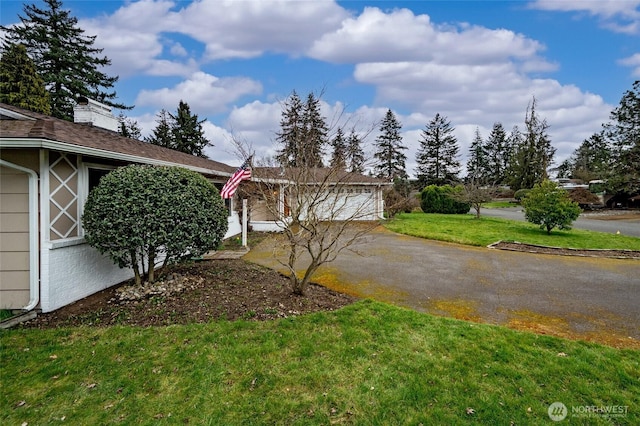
[2,301,638,425]
[481,201,518,208]
[385,212,640,250]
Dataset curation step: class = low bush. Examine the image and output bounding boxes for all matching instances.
[384,188,420,217]
[420,185,471,214]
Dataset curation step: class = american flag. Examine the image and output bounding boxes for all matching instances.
[220,157,252,199]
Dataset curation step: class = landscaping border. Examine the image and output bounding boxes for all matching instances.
[487,240,640,259]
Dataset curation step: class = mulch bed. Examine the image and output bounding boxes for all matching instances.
[17,259,357,329]
[490,241,640,259]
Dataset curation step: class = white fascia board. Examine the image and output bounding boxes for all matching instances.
[251,176,388,186]
[0,138,233,178]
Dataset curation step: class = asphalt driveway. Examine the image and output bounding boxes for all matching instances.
[244,226,640,347]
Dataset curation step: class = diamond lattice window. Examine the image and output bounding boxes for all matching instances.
[49,153,79,240]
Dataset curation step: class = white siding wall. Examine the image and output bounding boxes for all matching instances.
[41,243,133,312]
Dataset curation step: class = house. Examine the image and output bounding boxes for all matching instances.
[0,101,241,313]
[0,101,389,315]
[243,167,388,232]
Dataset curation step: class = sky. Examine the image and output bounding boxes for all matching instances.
[2,0,639,176]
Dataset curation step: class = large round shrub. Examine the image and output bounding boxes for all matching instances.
[522,180,581,234]
[420,185,471,214]
[82,165,228,284]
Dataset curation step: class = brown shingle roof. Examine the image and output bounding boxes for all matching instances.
[254,167,391,185]
[0,103,236,177]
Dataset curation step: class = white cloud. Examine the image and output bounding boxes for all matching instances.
[176,0,349,60]
[619,53,640,76]
[81,0,348,75]
[309,7,550,68]
[135,72,262,113]
[80,0,194,77]
[531,0,640,34]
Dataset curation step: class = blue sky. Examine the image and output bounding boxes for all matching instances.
[2,0,639,175]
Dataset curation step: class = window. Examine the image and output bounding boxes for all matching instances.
[88,168,112,192]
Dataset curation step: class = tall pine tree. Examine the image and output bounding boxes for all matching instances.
[145,109,173,149]
[606,80,640,195]
[275,91,304,167]
[170,100,211,158]
[564,132,611,182]
[506,98,555,191]
[301,92,328,167]
[484,122,510,185]
[466,127,489,184]
[346,130,366,174]
[0,43,50,114]
[276,91,328,167]
[373,109,407,180]
[1,0,129,120]
[415,113,460,187]
[117,112,142,140]
[330,127,348,170]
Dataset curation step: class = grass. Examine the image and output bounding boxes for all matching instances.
[2,301,638,425]
[481,201,518,208]
[0,309,14,321]
[385,212,640,250]
[219,232,271,250]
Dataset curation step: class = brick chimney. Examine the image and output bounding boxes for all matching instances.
[73,97,119,132]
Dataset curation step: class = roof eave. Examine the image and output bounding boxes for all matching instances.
[0,138,233,178]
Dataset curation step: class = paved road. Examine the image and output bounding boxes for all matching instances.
[245,227,640,347]
[481,207,640,237]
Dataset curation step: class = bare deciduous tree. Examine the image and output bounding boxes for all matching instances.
[455,182,493,219]
[247,165,384,295]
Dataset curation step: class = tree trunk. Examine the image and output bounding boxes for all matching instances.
[148,250,156,283]
[131,251,142,286]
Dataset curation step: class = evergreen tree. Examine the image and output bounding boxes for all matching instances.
[0,43,50,114]
[569,132,612,182]
[346,130,366,174]
[1,0,130,120]
[145,109,173,149]
[301,92,328,167]
[170,100,211,158]
[275,91,328,167]
[275,91,304,167]
[506,98,555,191]
[606,80,640,194]
[484,122,510,185]
[117,112,142,140]
[330,127,348,170]
[415,113,460,187]
[466,127,489,184]
[373,109,407,180]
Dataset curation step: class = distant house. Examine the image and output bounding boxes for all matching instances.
[248,167,388,231]
[0,100,240,313]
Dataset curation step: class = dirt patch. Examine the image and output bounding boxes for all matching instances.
[19,259,357,329]
[490,241,640,259]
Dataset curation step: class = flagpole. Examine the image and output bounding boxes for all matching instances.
[242,198,248,248]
